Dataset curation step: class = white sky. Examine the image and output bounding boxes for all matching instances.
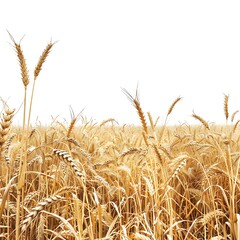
[0,1,240,126]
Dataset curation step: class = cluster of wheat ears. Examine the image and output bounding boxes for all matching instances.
[0,34,240,240]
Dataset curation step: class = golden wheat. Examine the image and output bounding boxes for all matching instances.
[34,41,55,80]
[1,35,240,240]
[53,149,86,179]
[224,94,229,121]
[122,87,148,134]
[192,112,210,129]
[167,97,182,116]
[21,195,64,232]
[8,32,29,88]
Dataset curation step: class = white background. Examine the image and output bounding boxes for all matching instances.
[0,1,240,126]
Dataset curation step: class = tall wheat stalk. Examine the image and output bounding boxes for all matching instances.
[27,41,55,128]
[7,31,30,239]
[7,33,54,239]
[158,97,182,143]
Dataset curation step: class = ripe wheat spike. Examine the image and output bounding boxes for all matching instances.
[224,94,229,121]
[192,112,209,129]
[34,41,56,80]
[21,195,64,232]
[53,149,86,179]
[122,87,148,134]
[8,31,29,87]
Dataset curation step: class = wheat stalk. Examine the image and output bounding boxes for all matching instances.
[231,110,239,122]
[27,41,55,128]
[159,145,173,159]
[231,110,239,123]
[158,97,182,144]
[147,112,155,131]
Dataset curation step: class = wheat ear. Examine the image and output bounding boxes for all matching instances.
[28,41,55,128]
[233,120,240,133]
[231,110,239,123]
[224,94,229,122]
[151,143,163,165]
[192,112,209,130]
[142,176,155,196]
[120,147,144,158]
[200,209,225,225]
[34,41,55,80]
[0,108,15,153]
[8,31,29,128]
[167,157,188,184]
[68,138,92,161]
[159,97,182,144]
[122,87,148,134]
[4,133,16,165]
[67,107,83,138]
[53,149,86,179]
[22,195,64,232]
[67,118,77,138]
[167,97,182,116]
[8,31,29,87]
[100,118,118,127]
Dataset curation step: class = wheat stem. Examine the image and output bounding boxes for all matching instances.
[27,41,55,128]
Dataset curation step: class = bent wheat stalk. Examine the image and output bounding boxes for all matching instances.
[231,110,239,123]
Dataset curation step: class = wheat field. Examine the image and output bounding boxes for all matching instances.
[0,35,240,240]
